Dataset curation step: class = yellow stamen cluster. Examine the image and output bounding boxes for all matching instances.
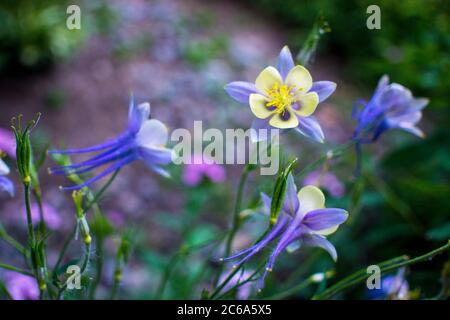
[265,82,297,114]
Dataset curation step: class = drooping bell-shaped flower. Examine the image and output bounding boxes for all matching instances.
[353,75,428,143]
[222,173,348,289]
[225,46,336,143]
[49,97,173,190]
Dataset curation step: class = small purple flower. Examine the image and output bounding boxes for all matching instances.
[303,170,345,198]
[353,75,428,143]
[49,97,174,190]
[0,158,14,197]
[369,268,409,300]
[4,272,39,300]
[22,202,62,229]
[225,46,336,143]
[0,127,16,158]
[182,155,226,186]
[222,174,348,289]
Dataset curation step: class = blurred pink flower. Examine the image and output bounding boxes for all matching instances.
[22,202,62,230]
[303,170,345,198]
[0,127,16,158]
[182,155,226,186]
[4,272,39,300]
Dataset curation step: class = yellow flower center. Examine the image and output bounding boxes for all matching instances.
[265,82,297,114]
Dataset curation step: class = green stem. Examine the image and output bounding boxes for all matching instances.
[53,226,77,277]
[314,240,450,299]
[264,278,313,300]
[0,281,13,300]
[225,166,250,258]
[0,262,34,276]
[23,184,35,244]
[0,229,27,256]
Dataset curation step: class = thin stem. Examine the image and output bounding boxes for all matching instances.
[0,230,27,256]
[0,263,34,277]
[264,277,313,300]
[0,281,13,300]
[314,240,450,300]
[23,184,35,244]
[53,226,77,276]
[225,167,250,258]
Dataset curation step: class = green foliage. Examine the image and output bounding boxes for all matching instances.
[0,0,85,72]
[249,0,450,109]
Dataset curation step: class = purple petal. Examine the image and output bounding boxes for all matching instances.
[310,81,336,103]
[225,81,259,104]
[294,116,325,143]
[0,176,14,197]
[282,174,299,215]
[302,234,337,261]
[278,46,295,80]
[302,208,348,231]
[128,95,150,134]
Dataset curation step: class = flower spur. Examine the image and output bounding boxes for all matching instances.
[49,97,173,190]
[225,46,336,143]
[221,173,348,290]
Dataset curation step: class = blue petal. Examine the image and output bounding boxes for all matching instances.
[294,116,325,143]
[282,174,299,216]
[128,95,151,134]
[302,234,337,261]
[277,46,295,80]
[310,81,336,103]
[225,81,259,104]
[302,208,348,231]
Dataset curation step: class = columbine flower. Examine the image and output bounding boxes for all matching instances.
[303,170,345,198]
[222,173,348,289]
[182,155,226,186]
[0,158,14,196]
[369,268,409,300]
[353,75,428,143]
[49,97,173,190]
[225,46,336,143]
[4,272,39,300]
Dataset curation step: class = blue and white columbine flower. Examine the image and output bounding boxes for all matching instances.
[225,46,336,143]
[0,158,14,196]
[49,98,173,190]
[353,75,428,143]
[222,173,348,289]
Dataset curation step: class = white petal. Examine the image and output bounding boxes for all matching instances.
[0,159,10,176]
[293,92,319,117]
[269,109,299,129]
[298,185,325,216]
[285,65,313,94]
[135,119,168,148]
[255,66,283,93]
[249,94,274,119]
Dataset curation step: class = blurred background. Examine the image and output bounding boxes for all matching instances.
[0,0,449,299]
